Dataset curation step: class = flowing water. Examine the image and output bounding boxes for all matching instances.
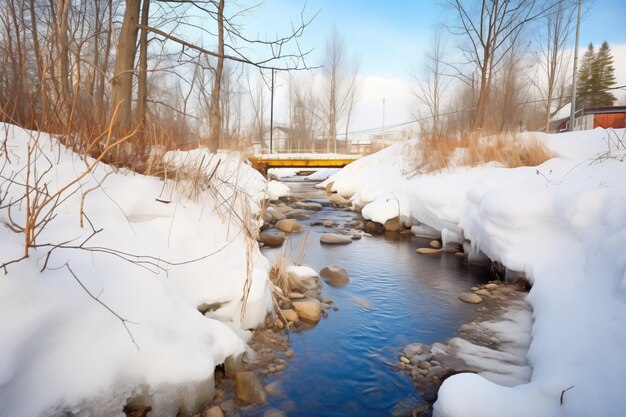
[248,180,490,417]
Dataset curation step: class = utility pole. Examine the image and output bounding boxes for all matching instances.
[270,68,275,153]
[568,0,582,132]
[381,97,386,146]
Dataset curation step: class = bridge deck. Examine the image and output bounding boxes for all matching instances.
[248,153,359,174]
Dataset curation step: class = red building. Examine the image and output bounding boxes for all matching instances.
[556,106,626,131]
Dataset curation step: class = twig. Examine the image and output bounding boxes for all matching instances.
[560,385,574,405]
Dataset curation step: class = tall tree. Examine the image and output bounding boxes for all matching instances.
[592,41,617,107]
[576,43,596,109]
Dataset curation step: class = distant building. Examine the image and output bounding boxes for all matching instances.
[554,106,626,132]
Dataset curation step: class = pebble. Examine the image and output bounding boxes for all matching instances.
[416,247,443,255]
[418,361,431,370]
[485,283,499,290]
[458,292,483,304]
[284,349,294,358]
[429,240,442,249]
[400,356,411,364]
[399,362,407,370]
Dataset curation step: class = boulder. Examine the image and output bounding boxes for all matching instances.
[416,247,443,255]
[330,194,351,206]
[258,232,285,247]
[319,266,350,287]
[291,298,322,322]
[235,371,267,404]
[384,217,402,232]
[275,219,303,233]
[458,293,483,304]
[429,240,442,249]
[320,233,353,245]
[286,209,311,220]
[281,309,299,322]
[203,406,224,417]
[295,201,322,211]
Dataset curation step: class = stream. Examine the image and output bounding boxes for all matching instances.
[248,179,491,417]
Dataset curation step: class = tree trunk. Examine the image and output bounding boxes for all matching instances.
[136,0,150,130]
[53,0,71,130]
[110,0,141,133]
[208,0,224,152]
[96,0,113,124]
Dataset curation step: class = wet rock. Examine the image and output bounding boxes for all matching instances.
[291,298,321,322]
[219,400,234,414]
[485,283,499,290]
[470,286,479,291]
[319,266,350,287]
[384,217,402,232]
[416,247,443,255]
[281,309,298,322]
[261,211,273,224]
[475,289,491,297]
[203,406,224,417]
[458,293,483,304]
[418,361,431,370]
[275,219,303,233]
[286,209,311,220]
[264,381,284,397]
[430,240,442,249]
[235,371,267,404]
[295,201,322,211]
[285,349,294,358]
[322,220,336,228]
[404,343,424,357]
[400,356,411,364]
[258,232,285,247]
[263,408,286,417]
[364,221,385,234]
[320,233,352,245]
[330,194,351,206]
[266,207,286,221]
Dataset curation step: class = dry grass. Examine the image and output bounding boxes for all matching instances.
[417,131,553,172]
[269,256,304,299]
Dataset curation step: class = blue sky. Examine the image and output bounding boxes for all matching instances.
[245,0,626,80]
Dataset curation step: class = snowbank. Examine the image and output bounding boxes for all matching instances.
[324,128,626,417]
[0,124,279,416]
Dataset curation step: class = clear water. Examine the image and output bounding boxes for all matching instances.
[249,180,489,417]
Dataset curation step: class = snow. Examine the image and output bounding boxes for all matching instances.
[0,123,285,416]
[322,127,626,416]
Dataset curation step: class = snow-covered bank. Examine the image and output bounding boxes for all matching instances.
[0,124,280,416]
[321,128,626,416]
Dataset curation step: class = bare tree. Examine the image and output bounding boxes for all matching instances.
[323,25,359,153]
[447,0,544,130]
[414,31,449,135]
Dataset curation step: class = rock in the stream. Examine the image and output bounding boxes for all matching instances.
[364,221,385,234]
[458,292,483,304]
[430,240,442,249]
[295,201,322,211]
[330,194,351,206]
[235,371,267,404]
[384,217,402,232]
[286,209,311,220]
[319,266,350,287]
[291,298,322,322]
[322,220,336,228]
[275,219,304,233]
[416,247,443,255]
[266,206,286,221]
[485,283,499,290]
[264,381,284,397]
[263,409,286,417]
[404,343,424,357]
[281,309,298,322]
[203,406,224,417]
[320,233,353,245]
[258,232,285,247]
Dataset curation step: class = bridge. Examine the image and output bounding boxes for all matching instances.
[248,153,360,176]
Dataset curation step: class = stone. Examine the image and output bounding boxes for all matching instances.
[418,361,431,370]
[291,298,322,322]
[384,217,402,232]
[322,220,336,228]
[364,221,385,234]
[219,400,234,414]
[235,371,267,404]
[263,408,286,417]
[325,181,335,194]
[399,362,407,370]
[429,240,442,249]
[288,292,305,299]
[319,266,350,287]
[258,232,285,247]
[485,283,499,290]
[475,289,491,297]
[266,207,286,221]
[295,201,322,211]
[261,211,273,224]
[330,194,351,206]
[285,349,294,358]
[286,209,310,220]
[275,219,303,233]
[264,381,284,397]
[400,356,410,364]
[404,343,424,358]
[416,247,443,255]
[458,292,483,304]
[418,368,429,376]
[470,286,479,291]
[320,233,353,245]
[203,406,224,417]
[281,309,298,322]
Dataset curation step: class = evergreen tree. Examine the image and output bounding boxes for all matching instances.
[576,43,595,109]
[593,41,617,106]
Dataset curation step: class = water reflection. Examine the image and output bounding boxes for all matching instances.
[249,180,489,417]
